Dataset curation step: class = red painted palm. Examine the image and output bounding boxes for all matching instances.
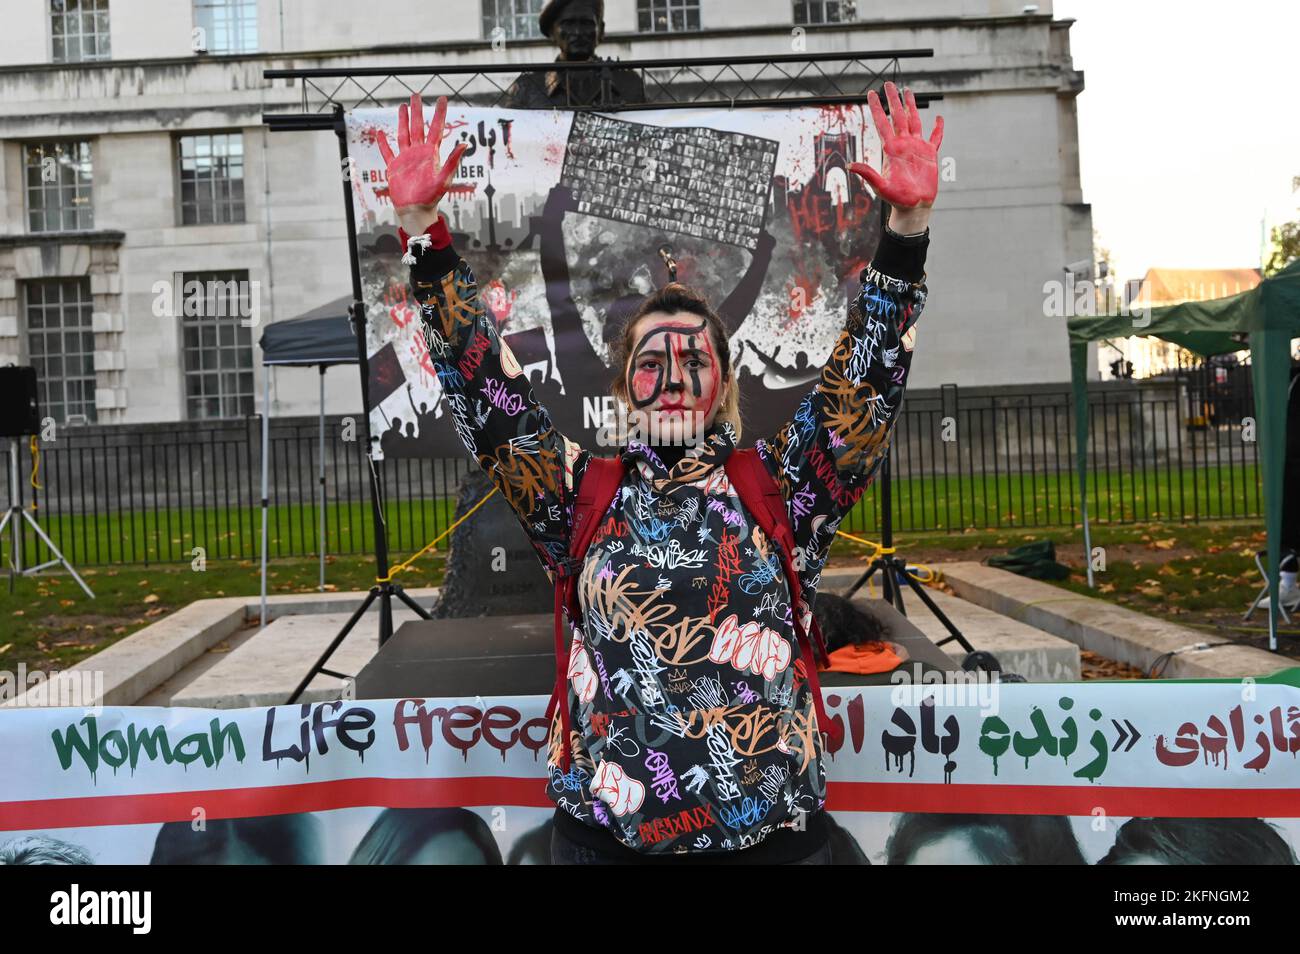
[849,81,944,210]
[378,93,469,212]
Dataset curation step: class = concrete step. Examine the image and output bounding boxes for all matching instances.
[161,608,425,709]
[938,561,1292,679]
[819,566,1081,681]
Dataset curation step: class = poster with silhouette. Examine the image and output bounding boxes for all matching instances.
[4,675,1299,863]
[343,104,886,459]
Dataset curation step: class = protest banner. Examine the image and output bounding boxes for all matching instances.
[3,673,1297,864]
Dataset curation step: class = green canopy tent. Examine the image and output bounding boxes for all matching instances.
[1066,258,1300,651]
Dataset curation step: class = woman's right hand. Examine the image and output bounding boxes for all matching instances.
[377,93,468,237]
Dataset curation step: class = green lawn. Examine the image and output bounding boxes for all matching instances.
[841,462,1259,533]
[7,498,461,566]
[7,514,1290,677]
[0,553,446,677]
[8,463,1262,568]
[827,519,1299,655]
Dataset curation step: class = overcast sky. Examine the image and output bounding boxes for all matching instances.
[1053,0,1299,280]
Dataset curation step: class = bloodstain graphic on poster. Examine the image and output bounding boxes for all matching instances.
[345,105,884,458]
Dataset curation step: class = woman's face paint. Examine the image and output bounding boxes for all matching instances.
[625,311,727,445]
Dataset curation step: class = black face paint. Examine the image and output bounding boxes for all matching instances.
[626,316,711,411]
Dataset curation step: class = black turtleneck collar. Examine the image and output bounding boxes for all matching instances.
[622,420,738,487]
[649,441,689,470]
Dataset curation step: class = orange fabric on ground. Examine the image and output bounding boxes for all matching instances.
[821,641,902,675]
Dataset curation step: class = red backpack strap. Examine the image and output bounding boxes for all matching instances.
[546,454,625,772]
[570,456,626,565]
[725,449,843,751]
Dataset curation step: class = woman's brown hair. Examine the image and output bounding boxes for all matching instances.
[608,282,743,443]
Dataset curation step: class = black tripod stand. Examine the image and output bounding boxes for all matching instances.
[3,437,95,599]
[286,106,432,704]
[842,450,975,655]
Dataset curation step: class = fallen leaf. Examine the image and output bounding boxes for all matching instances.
[143,594,160,604]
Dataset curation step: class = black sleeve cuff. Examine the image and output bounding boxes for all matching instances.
[410,242,461,283]
[867,228,929,284]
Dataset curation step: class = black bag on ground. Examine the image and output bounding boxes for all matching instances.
[986,539,1071,581]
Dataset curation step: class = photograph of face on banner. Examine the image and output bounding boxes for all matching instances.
[5,809,1296,866]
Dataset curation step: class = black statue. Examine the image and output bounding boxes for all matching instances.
[502,0,646,110]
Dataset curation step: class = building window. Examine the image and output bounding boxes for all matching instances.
[178,133,246,225]
[638,0,701,32]
[180,271,256,419]
[193,0,258,55]
[25,279,98,425]
[794,0,853,24]
[50,0,111,63]
[483,0,543,40]
[25,141,94,233]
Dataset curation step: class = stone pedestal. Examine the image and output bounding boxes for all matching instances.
[432,469,555,618]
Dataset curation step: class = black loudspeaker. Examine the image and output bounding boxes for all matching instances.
[0,366,40,437]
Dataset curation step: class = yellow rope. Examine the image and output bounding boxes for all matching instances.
[28,436,40,511]
[835,530,895,558]
[375,484,500,583]
[377,493,944,591]
[833,529,940,587]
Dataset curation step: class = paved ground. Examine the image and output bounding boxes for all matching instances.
[129,577,1084,707]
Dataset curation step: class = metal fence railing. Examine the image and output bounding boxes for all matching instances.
[2,380,1262,568]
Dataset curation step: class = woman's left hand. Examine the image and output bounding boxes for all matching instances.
[850,81,944,233]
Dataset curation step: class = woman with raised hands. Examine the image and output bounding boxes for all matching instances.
[380,82,943,865]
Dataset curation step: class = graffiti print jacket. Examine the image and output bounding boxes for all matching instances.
[407,218,929,856]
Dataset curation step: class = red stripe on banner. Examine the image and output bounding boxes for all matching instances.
[3,778,1298,832]
[0,777,552,832]
[825,782,1300,818]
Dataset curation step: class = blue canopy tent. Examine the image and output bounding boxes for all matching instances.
[257,297,356,628]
